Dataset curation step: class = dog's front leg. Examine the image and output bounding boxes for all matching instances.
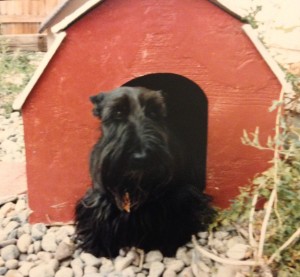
[75,188,118,257]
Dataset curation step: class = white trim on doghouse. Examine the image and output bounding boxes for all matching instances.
[51,0,104,33]
[13,32,67,111]
[242,24,292,91]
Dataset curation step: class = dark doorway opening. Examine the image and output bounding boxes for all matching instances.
[123,73,208,190]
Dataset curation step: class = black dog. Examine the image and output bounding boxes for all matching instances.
[75,86,215,257]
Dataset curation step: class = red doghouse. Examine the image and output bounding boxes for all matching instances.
[15,0,280,223]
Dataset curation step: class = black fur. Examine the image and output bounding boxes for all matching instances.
[75,87,215,257]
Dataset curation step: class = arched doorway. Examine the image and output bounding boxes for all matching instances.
[123,73,208,190]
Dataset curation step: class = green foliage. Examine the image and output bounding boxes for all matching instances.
[215,113,300,276]
[243,6,262,29]
[0,42,43,114]
[286,72,300,93]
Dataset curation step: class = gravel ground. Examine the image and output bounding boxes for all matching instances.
[0,111,25,162]
[0,99,257,277]
[0,105,253,277]
[0,194,254,277]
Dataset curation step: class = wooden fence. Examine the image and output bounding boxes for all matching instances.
[0,0,61,35]
[0,0,62,51]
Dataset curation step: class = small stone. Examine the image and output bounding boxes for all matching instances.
[226,244,250,260]
[18,254,27,262]
[119,249,127,257]
[99,259,114,274]
[61,260,71,267]
[37,252,53,262]
[55,226,74,243]
[122,266,136,277]
[55,239,75,261]
[71,257,83,269]
[26,254,38,262]
[0,267,7,275]
[31,224,47,240]
[22,224,31,234]
[73,249,81,258]
[14,210,28,224]
[33,241,41,253]
[48,259,60,272]
[55,267,74,277]
[179,267,194,277]
[163,269,177,277]
[198,238,207,246]
[126,250,140,267]
[17,227,25,238]
[211,239,226,253]
[176,247,192,266]
[0,203,15,218]
[145,251,163,263]
[18,261,34,276]
[15,199,26,212]
[226,236,246,249]
[214,231,229,240]
[215,265,237,277]
[17,233,32,253]
[148,261,165,277]
[1,245,20,261]
[41,233,57,252]
[29,264,55,277]
[197,232,208,239]
[191,262,210,277]
[71,258,83,277]
[5,259,18,269]
[115,256,134,271]
[5,269,23,277]
[198,261,210,273]
[7,229,18,240]
[80,253,101,267]
[0,221,19,241]
[84,266,98,274]
[165,259,185,273]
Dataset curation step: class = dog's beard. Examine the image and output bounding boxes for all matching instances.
[99,149,174,212]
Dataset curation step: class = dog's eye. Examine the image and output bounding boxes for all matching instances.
[114,110,125,120]
[147,110,162,120]
[148,111,158,119]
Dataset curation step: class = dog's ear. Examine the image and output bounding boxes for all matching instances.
[90,93,105,118]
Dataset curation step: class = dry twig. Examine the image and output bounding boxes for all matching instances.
[192,236,264,266]
[267,227,300,265]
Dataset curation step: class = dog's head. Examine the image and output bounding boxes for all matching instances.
[90,87,176,212]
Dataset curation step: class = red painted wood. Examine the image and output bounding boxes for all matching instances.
[23,0,280,223]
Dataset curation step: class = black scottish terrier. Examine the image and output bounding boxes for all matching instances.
[75,86,215,257]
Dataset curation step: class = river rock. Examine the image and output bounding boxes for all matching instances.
[226,244,250,260]
[1,245,20,261]
[148,261,165,277]
[29,264,55,277]
[41,233,57,252]
[145,251,163,263]
[17,233,32,253]
[55,239,75,261]
[55,267,74,277]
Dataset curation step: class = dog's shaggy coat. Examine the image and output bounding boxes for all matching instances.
[75,87,215,257]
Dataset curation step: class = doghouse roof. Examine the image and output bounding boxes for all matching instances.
[39,0,244,33]
[13,0,288,111]
[39,0,92,33]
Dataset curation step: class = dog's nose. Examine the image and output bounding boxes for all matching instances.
[132,150,147,161]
